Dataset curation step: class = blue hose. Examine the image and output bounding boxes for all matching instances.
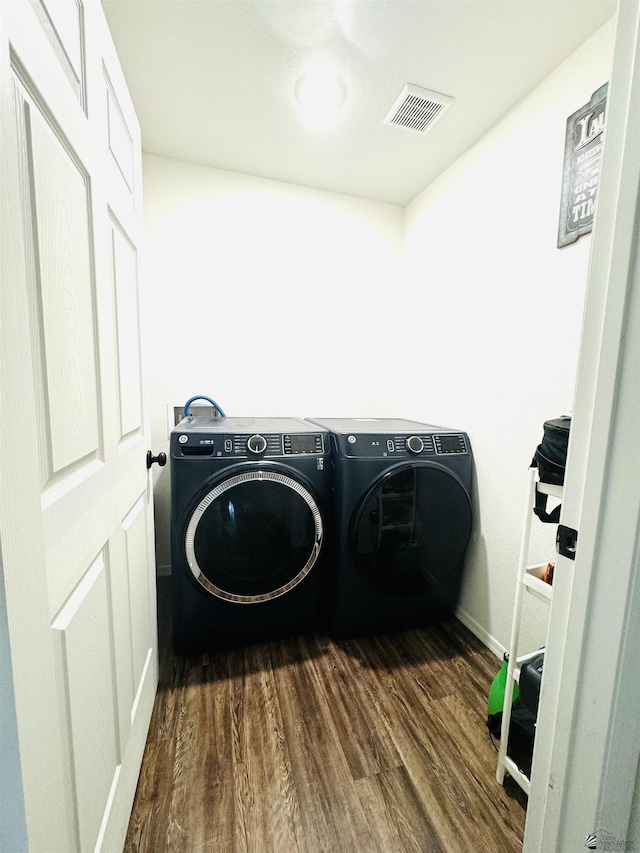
[183,395,226,418]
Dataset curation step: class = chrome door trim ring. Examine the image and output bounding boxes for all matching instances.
[185,469,323,603]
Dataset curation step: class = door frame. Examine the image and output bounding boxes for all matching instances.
[524,1,640,849]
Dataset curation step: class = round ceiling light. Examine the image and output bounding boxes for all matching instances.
[295,60,346,129]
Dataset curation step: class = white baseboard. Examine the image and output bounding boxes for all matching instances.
[455,605,506,660]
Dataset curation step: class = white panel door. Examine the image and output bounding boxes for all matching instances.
[0,1,158,850]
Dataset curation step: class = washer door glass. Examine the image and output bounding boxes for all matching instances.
[185,469,323,603]
[349,463,472,595]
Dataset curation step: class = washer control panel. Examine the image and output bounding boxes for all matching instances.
[175,431,325,458]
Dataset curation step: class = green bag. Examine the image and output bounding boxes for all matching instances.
[487,653,519,737]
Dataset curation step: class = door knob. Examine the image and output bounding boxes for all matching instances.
[146,450,167,469]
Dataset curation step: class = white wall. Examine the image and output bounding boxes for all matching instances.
[142,157,403,571]
[142,19,614,652]
[401,19,615,653]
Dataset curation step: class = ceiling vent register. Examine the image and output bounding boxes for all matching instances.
[384,84,454,135]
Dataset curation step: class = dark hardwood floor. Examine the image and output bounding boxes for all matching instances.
[125,578,526,852]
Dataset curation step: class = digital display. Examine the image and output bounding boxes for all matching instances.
[289,434,318,453]
[436,434,464,453]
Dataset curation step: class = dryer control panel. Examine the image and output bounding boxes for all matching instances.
[337,432,469,459]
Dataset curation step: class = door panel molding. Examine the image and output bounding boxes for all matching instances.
[110,216,143,439]
[25,96,101,475]
[52,552,119,853]
[28,0,84,102]
[105,69,134,192]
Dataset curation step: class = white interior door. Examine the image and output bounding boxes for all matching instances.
[0,1,158,850]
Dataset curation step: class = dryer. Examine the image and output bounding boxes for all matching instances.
[307,418,473,638]
[170,417,331,652]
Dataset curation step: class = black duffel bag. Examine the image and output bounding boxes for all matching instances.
[531,416,571,523]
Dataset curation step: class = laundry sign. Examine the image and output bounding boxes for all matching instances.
[557,83,608,248]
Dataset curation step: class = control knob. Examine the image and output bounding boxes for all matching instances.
[247,434,268,454]
[406,435,424,454]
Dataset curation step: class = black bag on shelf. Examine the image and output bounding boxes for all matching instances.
[519,653,545,717]
[531,416,571,523]
[506,699,537,778]
[487,698,537,779]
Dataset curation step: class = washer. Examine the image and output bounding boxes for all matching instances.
[170,417,331,652]
[306,418,473,638]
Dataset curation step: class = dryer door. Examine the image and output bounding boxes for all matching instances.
[349,462,472,594]
[184,468,323,602]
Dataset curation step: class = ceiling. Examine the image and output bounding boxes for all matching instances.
[101,0,616,207]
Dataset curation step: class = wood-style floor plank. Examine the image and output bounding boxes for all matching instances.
[316,634,403,782]
[125,579,526,852]
[269,635,379,853]
[355,765,446,853]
